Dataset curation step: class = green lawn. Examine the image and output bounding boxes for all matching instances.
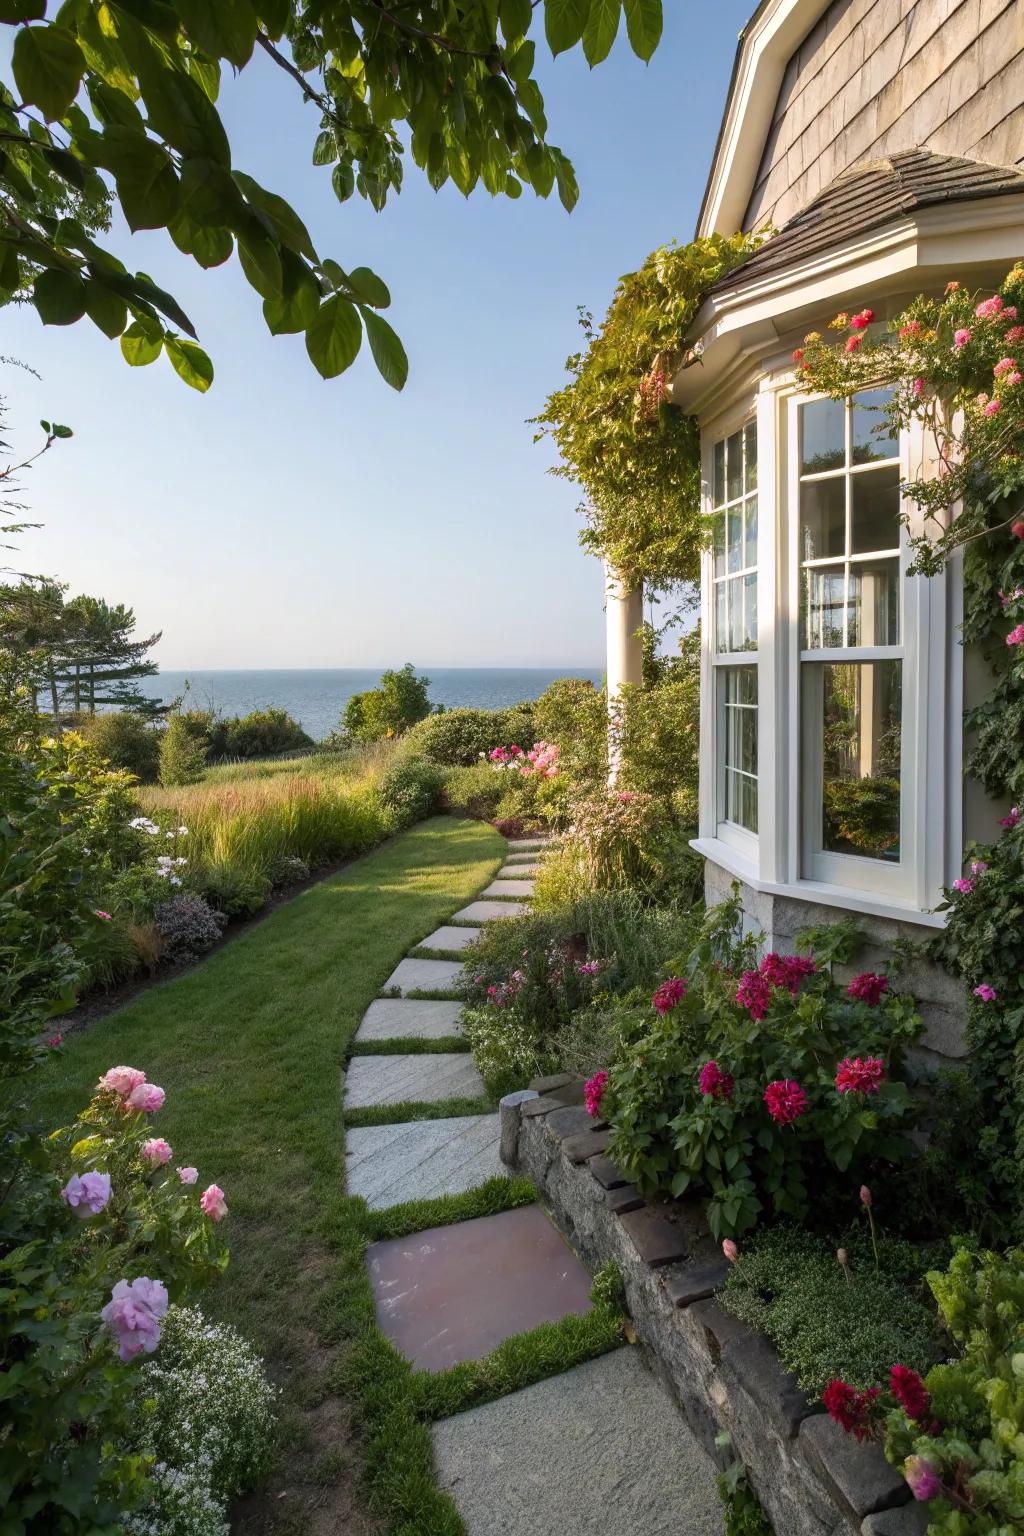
[28,816,506,1535]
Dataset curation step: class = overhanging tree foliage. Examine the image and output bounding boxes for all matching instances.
[1,0,666,393]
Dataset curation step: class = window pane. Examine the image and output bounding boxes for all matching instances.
[801,398,845,474]
[729,578,745,652]
[852,389,898,464]
[743,774,759,832]
[801,477,845,560]
[715,582,727,653]
[802,566,847,649]
[744,421,757,492]
[851,465,901,553]
[726,431,743,502]
[729,665,757,707]
[713,510,726,578]
[713,439,726,507]
[743,495,758,569]
[813,660,902,861]
[727,504,743,573]
[848,558,899,646]
[743,572,758,650]
[721,666,758,833]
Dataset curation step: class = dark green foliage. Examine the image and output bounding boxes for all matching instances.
[377,754,446,828]
[79,708,162,782]
[159,710,210,786]
[209,708,313,760]
[720,1225,943,1398]
[441,761,507,820]
[193,862,272,918]
[154,892,226,961]
[405,705,535,766]
[717,1456,775,1536]
[532,676,607,787]
[343,664,433,742]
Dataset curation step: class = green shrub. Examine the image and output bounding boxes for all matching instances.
[193,862,272,918]
[377,755,445,829]
[605,892,924,1237]
[342,663,432,742]
[79,710,163,783]
[561,790,700,897]
[154,893,227,960]
[532,676,607,787]
[405,704,534,766]
[442,761,507,819]
[211,707,314,760]
[720,1225,941,1397]
[617,675,699,822]
[159,711,211,786]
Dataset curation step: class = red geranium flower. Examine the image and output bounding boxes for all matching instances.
[698,1060,734,1101]
[847,972,889,1006]
[823,1379,880,1441]
[835,1056,886,1094]
[736,970,772,1021]
[652,978,687,1015]
[889,1365,930,1422]
[763,1078,808,1125]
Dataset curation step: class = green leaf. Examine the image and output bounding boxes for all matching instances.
[545,0,588,55]
[344,266,390,310]
[96,129,179,230]
[0,0,46,18]
[178,157,242,227]
[165,336,214,392]
[119,317,162,365]
[0,244,20,294]
[169,217,233,269]
[255,0,288,36]
[174,0,258,68]
[237,226,283,300]
[262,250,319,335]
[305,294,361,380]
[623,0,662,60]
[32,268,86,325]
[83,278,127,338]
[499,0,531,39]
[552,149,579,212]
[233,170,317,262]
[582,0,620,65]
[360,307,407,391]
[40,145,84,188]
[312,129,337,167]
[331,162,355,203]
[12,25,86,121]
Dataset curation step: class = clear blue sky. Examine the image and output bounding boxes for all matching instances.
[3,6,751,669]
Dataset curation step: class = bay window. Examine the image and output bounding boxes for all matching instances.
[712,420,758,842]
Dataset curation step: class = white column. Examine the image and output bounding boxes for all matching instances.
[605,564,644,783]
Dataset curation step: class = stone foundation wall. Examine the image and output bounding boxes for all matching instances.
[507,1079,927,1536]
[704,860,969,1068]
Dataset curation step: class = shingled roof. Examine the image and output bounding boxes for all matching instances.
[712,149,1024,294]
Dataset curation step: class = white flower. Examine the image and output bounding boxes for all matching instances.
[178,826,188,836]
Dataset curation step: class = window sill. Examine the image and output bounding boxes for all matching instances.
[690,837,947,929]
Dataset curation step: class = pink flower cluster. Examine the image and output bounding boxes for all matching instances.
[576,958,610,978]
[486,969,525,1008]
[490,741,560,778]
[736,952,817,1020]
[823,1379,880,1441]
[1006,623,1024,647]
[698,1060,734,1101]
[584,1070,608,1119]
[973,983,998,1002]
[763,1078,808,1125]
[98,1065,165,1114]
[61,1170,112,1219]
[847,972,889,1006]
[1001,806,1021,829]
[835,1056,886,1094]
[952,876,976,895]
[849,308,874,330]
[652,977,687,1015]
[101,1276,168,1362]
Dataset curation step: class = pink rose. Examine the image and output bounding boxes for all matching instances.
[1006,623,1024,647]
[722,1239,739,1263]
[954,328,972,349]
[976,295,1003,319]
[99,1066,146,1097]
[177,1166,199,1184]
[142,1138,172,1166]
[61,1170,111,1218]
[94,910,112,921]
[973,983,998,1002]
[128,1082,165,1113]
[101,1276,168,1362]
[200,1184,228,1222]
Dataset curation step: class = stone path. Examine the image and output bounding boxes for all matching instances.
[343,831,721,1532]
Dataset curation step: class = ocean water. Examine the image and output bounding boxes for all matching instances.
[143,668,604,744]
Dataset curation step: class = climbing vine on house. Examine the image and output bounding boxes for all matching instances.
[533,231,761,590]
[798,265,1024,1233]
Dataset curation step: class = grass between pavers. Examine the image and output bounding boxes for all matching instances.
[332,1179,625,1534]
[24,815,506,1536]
[407,945,470,961]
[349,1037,470,1056]
[402,987,464,1001]
[344,1095,493,1127]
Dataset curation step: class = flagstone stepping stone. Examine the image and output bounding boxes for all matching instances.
[367,1204,593,1372]
[497,863,542,878]
[418,925,483,953]
[431,1348,723,1535]
[355,999,463,1043]
[347,1115,502,1209]
[344,1053,485,1108]
[481,879,534,899]
[382,958,463,995]
[451,900,524,923]
[505,838,552,852]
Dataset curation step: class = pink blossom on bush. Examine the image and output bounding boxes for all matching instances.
[94,910,112,921]
[722,1239,739,1263]
[845,335,862,353]
[903,1455,942,1502]
[177,1166,199,1184]
[971,859,989,875]
[99,1066,146,1097]
[847,972,889,1006]
[47,1033,63,1048]
[1006,325,1024,344]
[200,1184,228,1221]
[912,377,924,397]
[899,321,922,340]
[849,308,874,330]
[128,1082,165,1113]
[61,1170,112,1219]
[994,357,1017,375]
[760,952,817,995]
[1007,371,1022,387]
[763,1078,808,1125]
[976,295,1004,318]
[698,1060,734,1101]
[952,876,976,894]
[954,327,972,348]
[1003,306,1019,319]
[973,983,998,1002]
[652,977,687,1015]
[1006,623,1024,647]
[736,969,772,1021]
[101,1276,168,1362]
[823,1379,880,1441]
[983,399,1001,417]
[584,1071,608,1118]
[835,1056,886,1094]
[1000,806,1021,828]
[141,1138,172,1166]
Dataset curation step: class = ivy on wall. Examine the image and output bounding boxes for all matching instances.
[533,231,761,591]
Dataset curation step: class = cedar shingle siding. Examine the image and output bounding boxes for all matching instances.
[745,0,1024,232]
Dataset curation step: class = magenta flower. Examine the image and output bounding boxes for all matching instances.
[1006,623,1024,647]
[699,1060,734,1101]
[970,859,988,875]
[200,1183,228,1222]
[652,977,687,1015]
[954,327,972,348]
[1000,806,1020,829]
[860,1184,873,1207]
[849,308,874,331]
[890,1365,930,1421]
[994,357,1017,375]
[1007,371,1022,386]
[128,1082,165,1113]
[763,1079,807,1125]
[177,1166,199,1184]
[835,1056,886,1094]
[99,1065,146,1097]
[584,1070,608,1119]
[847,972,889,1006]
[903,1455,942,1502]
[976,295,1004,319]
[141,1138,172,1166]
[984,399,1001,417]
[973,983,998,1002]
[912,377,924,397]
[736,969,772,1021]
[760,952,817,995]
[952,877,976,894]
[61,1171,112,1219]
[101,1276,168,1362]
[94,910,112,921]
